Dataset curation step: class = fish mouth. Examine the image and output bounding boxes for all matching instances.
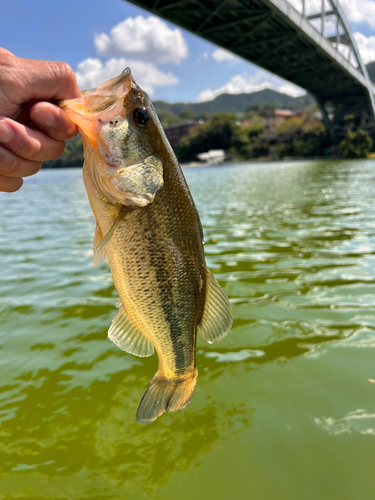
[58,68,134,146]
[81,68,133,114]
[81,68,132,97]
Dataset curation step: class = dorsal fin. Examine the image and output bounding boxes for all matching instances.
[93,223,106,267]
[108,305,154,357]
[198,270,232,344]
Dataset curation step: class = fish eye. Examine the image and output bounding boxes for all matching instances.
[132,107,150,126]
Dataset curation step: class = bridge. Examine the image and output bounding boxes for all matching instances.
[125,0,375,142]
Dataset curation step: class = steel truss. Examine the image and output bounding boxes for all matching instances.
[126,0,375,142]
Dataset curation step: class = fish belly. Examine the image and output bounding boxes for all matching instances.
[105,198,204,379]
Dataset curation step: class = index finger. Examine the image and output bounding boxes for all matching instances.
[0,49,81,113]
[30,102,78,142]
[17,59,81,103]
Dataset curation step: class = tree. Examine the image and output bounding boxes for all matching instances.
[176,113,249,162]
[339,129,373,159]
[293,137,321,157]
[157,111,180,129]
[247,123,263,137]
[259,102,276,117]
[301,113,326,135]
[178,109,195,121]
[43,135,83,168]
[277,117,304,137]
[246,104,260,115]
[243,123,268,158]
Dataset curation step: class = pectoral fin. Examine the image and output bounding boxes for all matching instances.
[113,156,163,207]
[198,270,233,344]
[93,209,126,266]
[93,223,106,267]
[108,305,154,357]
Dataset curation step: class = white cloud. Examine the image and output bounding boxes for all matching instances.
[286,0,302,11]
[211,48,239,62]
[287,0,333,17]
[315,409,375,436]
[197,71,305,102]
[353,32,375,64]
[94,15,188,64]
[309,16,338,37]
[286,0,375,67]
[75,57,178,95]
[340,0,375,28]
[286,0,375,28]
[286,2,375,65]
[337,43,351,60]
[278,84,305,96]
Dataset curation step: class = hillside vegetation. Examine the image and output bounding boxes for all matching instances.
[45,88,315,168]
[154,88,313,117]
[43,62,375,168]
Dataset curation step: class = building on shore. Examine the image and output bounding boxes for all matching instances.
[164,121,198,149]
[263,110,295,139]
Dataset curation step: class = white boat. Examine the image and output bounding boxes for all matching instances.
[196,149,226,165]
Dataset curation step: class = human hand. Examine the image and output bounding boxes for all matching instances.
[0,48,81,192]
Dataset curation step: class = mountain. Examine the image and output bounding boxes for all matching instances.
[155,64,375,119]
[154,88,314,117]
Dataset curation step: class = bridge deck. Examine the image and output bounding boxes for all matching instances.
[126,0,375,140]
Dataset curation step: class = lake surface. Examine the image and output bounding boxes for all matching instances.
[1,160,375,499]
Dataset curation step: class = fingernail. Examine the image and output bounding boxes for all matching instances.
[31,108,55,128]
[0,120,14,144]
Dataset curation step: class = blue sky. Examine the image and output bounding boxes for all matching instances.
[1,0,375,103]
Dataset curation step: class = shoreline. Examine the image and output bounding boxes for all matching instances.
[42,156,339,171]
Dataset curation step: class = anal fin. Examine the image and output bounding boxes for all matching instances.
[108,305,154,357]
[198,270,233,344]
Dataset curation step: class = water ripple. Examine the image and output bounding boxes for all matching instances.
[2,162,375,498]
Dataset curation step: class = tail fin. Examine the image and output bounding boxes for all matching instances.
[136,370,198,424]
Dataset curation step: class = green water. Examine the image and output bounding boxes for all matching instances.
[1,160,375,499]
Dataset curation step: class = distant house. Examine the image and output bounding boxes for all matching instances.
[164,121,198,149]
[263,110,294,139]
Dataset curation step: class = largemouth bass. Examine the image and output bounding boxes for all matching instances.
[60,69,232,424]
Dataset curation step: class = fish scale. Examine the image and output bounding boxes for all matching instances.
[60,67,232,424]
[107,193,201,377]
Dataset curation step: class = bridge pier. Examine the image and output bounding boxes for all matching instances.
[315,97,337,144]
